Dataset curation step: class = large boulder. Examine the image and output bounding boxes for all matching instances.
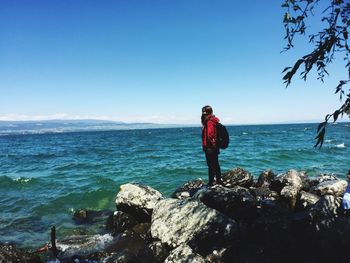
[303,194,342,229]
[311,179,348,197]
[164,244,206,263]
[171,179,204,200]
[221,167,254,188]
[116,183,164,222]
[151,199,237,252]
[193,185,257,221]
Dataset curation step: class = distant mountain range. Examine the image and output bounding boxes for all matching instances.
[0,119,197,135]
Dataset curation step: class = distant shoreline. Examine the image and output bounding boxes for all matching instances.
[0,120,349,136]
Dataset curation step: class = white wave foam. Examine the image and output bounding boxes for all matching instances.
[14,177,31,183]
[57,234,115,258]
[335,143,346,148]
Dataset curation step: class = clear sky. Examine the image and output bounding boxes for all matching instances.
[0,0,347,124]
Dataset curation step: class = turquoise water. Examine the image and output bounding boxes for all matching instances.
[0,123,350,247]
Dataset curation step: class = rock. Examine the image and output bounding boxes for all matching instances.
[251,200,293,237]
[297,191,320,210]
[193,185,257,221]
[104,230,147,259]
[131,223,152,243]
[106,211,138,236]
[270,169,303,193]
[151,199,237,251]
[256,169,275,187]
[280,185,299,210]
[251,185,279,202]
[303,195,342,229]
[0,244,42,263]
[171,179,204,199]
[116,183,164,222]
[137,241,171,263]
[221,167,254,188]
[164,244,206,263]
[73,209,113,225]
[311,179,348,197]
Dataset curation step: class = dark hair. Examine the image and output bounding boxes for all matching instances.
[202,105,213,115]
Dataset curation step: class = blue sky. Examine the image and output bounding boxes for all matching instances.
[0,0,347,124]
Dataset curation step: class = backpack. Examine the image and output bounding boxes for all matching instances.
[216,123,229,149]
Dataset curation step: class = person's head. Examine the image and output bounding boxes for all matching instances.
[347,170,350,180]
[202,105,213,116]
[201,105,213,125]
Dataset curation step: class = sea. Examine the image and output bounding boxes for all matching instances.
[0,122,350,248]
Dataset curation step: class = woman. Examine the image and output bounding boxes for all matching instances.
[201,105,223,186]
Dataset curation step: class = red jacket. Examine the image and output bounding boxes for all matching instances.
[202,115,220,150]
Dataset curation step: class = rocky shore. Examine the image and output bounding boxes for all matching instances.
[2,167,350,263]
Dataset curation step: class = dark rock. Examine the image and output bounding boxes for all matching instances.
[193,185,257,221]
[256,169,275,187]
[116,183,164,222]
[299,194,342,229]
[131,223,152,243]
[73,209,113,225]
[221,167,254,188]
[151,198,237,252]
[106,211,138,236]
[171,179,204,199]
[0,244,42,263]
[251,185,279,202]
[137,241,171,263]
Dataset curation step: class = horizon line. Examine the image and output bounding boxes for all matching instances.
[0,118,348,126]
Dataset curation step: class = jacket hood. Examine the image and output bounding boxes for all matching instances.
[207,115,220,124]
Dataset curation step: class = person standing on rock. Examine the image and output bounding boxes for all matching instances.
[201,105,224,186]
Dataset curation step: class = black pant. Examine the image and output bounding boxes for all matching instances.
[205,149,221,185]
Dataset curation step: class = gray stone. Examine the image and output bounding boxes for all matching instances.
[221,167,254,188]
[280,185,299,209]
[311,179,348,197]
[271,170,303,193]
[151,198,237,249]
[164,244,206,263]
[116,183,164,222]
